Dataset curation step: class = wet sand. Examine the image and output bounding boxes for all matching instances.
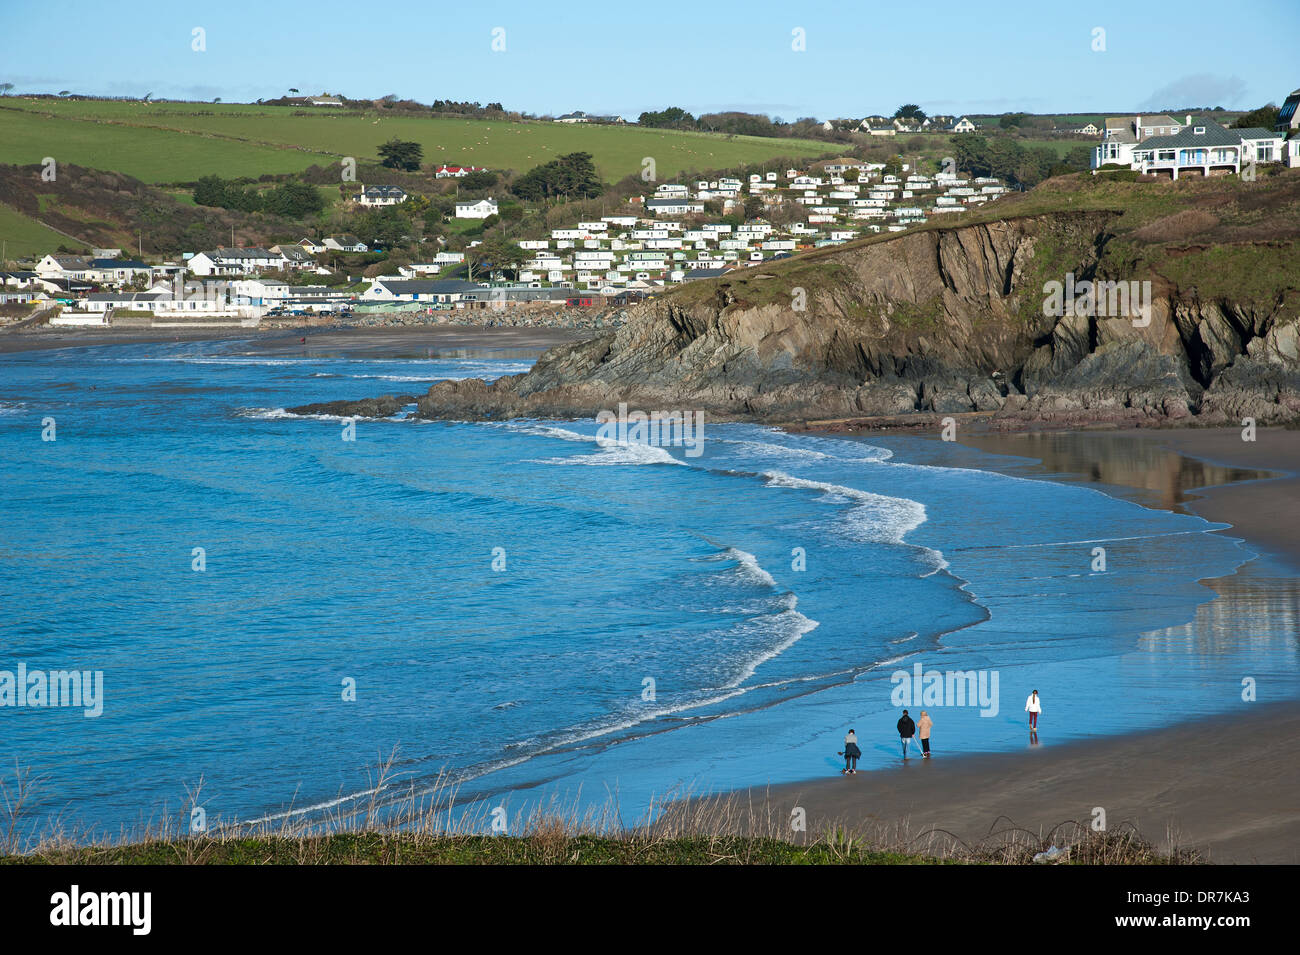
[728,427,1300,864]
[728,699,1300,863]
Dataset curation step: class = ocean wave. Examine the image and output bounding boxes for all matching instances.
[236,406,414,422]
[761,470,927,544]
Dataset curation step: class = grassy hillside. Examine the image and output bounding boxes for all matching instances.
[0,202,76,259]
[0,100,845,185]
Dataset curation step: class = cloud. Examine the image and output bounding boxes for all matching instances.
[1137,74,1249,111]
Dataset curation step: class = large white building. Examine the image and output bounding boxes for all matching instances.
[1093,115,1285,179]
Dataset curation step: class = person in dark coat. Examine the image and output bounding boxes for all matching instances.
[841,728,862,774]
[897,710,916,760]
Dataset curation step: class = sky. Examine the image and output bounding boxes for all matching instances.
[1,0,1296,120]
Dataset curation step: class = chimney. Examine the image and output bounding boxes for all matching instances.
[1135,115,1142,137]
[1186,114,1191,126]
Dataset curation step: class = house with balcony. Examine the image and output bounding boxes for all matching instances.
[1129,119,1279,179]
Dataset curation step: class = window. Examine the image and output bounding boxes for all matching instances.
[1194,126,1205,135]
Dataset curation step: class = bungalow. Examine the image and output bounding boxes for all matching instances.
[454,198,499,219]
[555,111,592,123]
[323,235,369,253]
[949,117,978,133]
[357,185,408,206]
[298,238,326,254]
[309,95,343,106]
[361,278,485,303]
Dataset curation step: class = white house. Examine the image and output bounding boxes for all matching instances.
[187,248,286,276]
[323,235,369,253]
[357,185,408,206]
[1102,117,1285,179]
[361,279,485,302]
[455,198,499,219]
[950,117,978,133]
[434,165,486,179]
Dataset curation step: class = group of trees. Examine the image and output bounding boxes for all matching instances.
[635,106,852,142]
[1233,103,1279,129]
[511,152,602,202]
[951,135,1091,189]
[193,176,325,217]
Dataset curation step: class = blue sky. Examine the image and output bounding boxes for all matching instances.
[1,0,1296,119]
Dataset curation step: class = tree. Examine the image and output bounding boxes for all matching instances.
[472,236,526,279]
[0,83,13,96]
[1233,104,1278,129]
[893,104,926,121]
[378,138,424,171]
[638,106,697,129]
[461,170,498,190]
[511,152,602,202]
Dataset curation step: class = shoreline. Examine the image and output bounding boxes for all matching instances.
[0,323,593,357]
[724,425,1300,863]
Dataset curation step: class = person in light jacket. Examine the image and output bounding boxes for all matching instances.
[917,710,933,758]
[841,728,861,774]
[897,710,916,759]
[1025,690,1042,729]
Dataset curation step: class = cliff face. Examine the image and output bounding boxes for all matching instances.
[407,210,1300,428]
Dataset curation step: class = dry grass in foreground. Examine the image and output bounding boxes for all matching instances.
[1,757,1202,865]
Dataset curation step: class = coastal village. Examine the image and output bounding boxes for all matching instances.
[3,93,1299,330]
[0,157,1016,326]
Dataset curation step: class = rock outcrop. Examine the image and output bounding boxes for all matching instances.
[322,210,1300,429]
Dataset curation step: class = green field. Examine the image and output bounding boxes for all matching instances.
[0,202,74,259]
[0,100,846,184]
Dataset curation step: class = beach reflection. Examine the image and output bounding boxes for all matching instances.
[1138,562,1300,655]
[963,431,1275,514]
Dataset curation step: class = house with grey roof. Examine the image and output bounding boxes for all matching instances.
[1129,118,1284,179]
[357,185,408,206]
[361,278,486,303]
[1093,114,1284,178]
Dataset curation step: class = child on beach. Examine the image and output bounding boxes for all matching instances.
[1025,690,1042,730]
[840,729,861,774]
[917,711,933,758]
[897,710,916,760]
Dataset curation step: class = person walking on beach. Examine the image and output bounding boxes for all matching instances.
[841,728,861,775]
[1025,690,1042,730]
[917,710,933,758]
[897,709,916,760]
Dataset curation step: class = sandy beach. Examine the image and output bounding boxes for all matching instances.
[721,426,1300,864]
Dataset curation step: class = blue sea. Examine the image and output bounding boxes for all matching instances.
[2,338,1298,839]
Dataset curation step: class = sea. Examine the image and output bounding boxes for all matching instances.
[2,337,1298,840]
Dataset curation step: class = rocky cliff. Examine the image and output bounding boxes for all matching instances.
[313,196,1300,429]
